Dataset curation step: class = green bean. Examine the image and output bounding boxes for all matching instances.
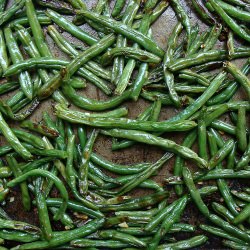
[6,155,31,211]
[208,0,250,42]
[20,120,59,138]
[111,0,125,17]
[66,0,87,9]
[71,238,128,248]
[0,82,19,95]
[98,230,146,248]
[169,49,250,71]
[227,31,235,59]
[157,235,208,250]
[34,0,74,14]
[46,9,97,46]
[77,10,164,57]
[8,15,51,27]
[170,0,191,49]
[210,120,236,135]
[34,171,53,241]
[226,141,237,169]
[7,91,25,108]
[101,47,161,66]
[149,196,188,250]
[191,0,216,25]
[163,22,183,107]
[69,78,87,89]
[90,153,149,175]
[0,30,8,73]
[236,106,247,152]
[223,240,250,250]
[8,129,45,149]
[102,129,207,168]
[209,139,234,170]
[223,0,250,7]
[198,112,208,161]
[25,0,56,57]
[183,167,210,217]
[178,69,210,86]
[4,27,33,100]
[57,107,196,132]
[216,0,250,22]
[0,145,12,156]
[11,218,105,250]
[0,0,25,26]
[66,134,78,195]
[56,105,128,120]
[98,191,168,212]
[0,218,40,234]
[231,190,250,202]
[236,136,250,170]
[224,61,250,100]
[7,169,68,221]
[208,214,250,243]
[0,230,40,243]
[200,224,245,244]
[79,129,98,195]
[0,112,32,160]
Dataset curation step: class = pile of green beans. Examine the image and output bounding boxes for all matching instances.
[0,0,249,249]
